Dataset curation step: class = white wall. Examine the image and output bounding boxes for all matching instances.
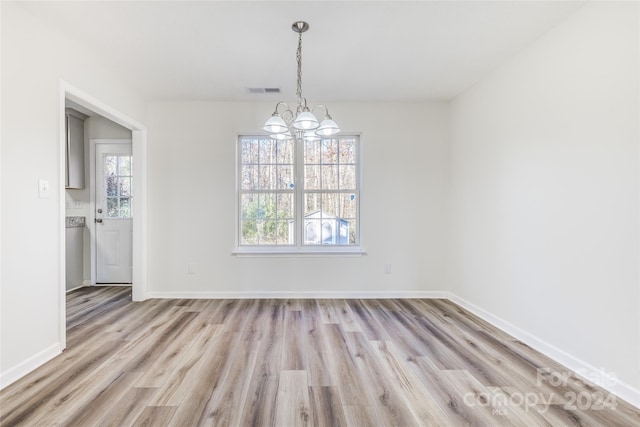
[147,101,449,296]
[0,2,145,385]
[449,1,639,396]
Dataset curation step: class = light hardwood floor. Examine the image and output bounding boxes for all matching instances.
[1,286,638,426]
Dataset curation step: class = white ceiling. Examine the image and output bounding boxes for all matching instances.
[18,1,585,102]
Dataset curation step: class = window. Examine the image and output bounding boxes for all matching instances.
[237,134,361,253]
[104,154,133,218]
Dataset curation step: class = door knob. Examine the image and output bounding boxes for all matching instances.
[97,208,103,213]
[95,218,103,223]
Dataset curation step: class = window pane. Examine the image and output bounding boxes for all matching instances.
[305,219,320,244]
[258,193,276,220]
[321,193,339,217]
[339,139,356,164]
[339,165,356,190]
[345,219,357,244]
[119,156,132,176]
[242,139,259,164]
[105,155,117,175]
[277,140,294,164]
[119,177,132,197]
[241,194,258,219]
[259,139,275,164]
[304,165,320,190]
[304,140,320,164]
[276,165,294,190]
[107,197,118,217]
[241,165,258,190]
[258,165,274,190]
[321,221,335,244]
[261,220,277,244]
[321,165,339,190]
[120,198,131,218]
[106,176,117,196]
[321,139,338,164]
[305,193,320,216]
[340,193,357,219]
[276,220,292,244]
[277,193,294,219]
[241,220,258,244]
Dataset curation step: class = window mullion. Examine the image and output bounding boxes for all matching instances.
[295,139,304,247]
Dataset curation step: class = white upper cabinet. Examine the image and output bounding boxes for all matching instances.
[65,109,86,189]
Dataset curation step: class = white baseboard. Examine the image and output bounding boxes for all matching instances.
[447,292,640,409]
[0,343,62,390]
[146,290,449,300]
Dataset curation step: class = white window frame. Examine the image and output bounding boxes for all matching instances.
[234,133,365,257]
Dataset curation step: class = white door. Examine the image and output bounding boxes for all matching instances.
[95,143,133,283]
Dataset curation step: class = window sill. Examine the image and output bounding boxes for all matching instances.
[232,247,367,257]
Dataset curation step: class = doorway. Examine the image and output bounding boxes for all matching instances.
[61,82,147,350]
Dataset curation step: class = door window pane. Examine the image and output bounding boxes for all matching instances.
[104,154,133,219]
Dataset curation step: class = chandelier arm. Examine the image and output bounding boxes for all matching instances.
[274,101,292,115]
[281,109,295,123]
[311,104,331,119]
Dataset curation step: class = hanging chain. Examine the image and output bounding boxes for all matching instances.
[296,30,303,112]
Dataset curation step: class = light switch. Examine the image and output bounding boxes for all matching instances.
[38,179,50,198]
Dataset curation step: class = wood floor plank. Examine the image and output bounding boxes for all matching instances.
[194,338,260,426]
[274,370,311,427]
[303,299,335,387]
[342,405,380,427]
[116,305,188,359]
[134,316,211,388]
[371,339,450,426]
[2,290,639,427]
[146,324,222,406]
[238,302,285,427]
[349,299,390,340]
[322,324,374,406]
[309,386,348,427]
[0,340,128,426]
[405,355,491,426]
[316,299,340,324]
[166,332,241,426]
[281,310,307,371]
[17,351,131,426]
[241,298,272,341]
[97,386,158,427]
[342,332,420,427]
[442,369,524,427]
[131,406,177,426]
[63,371,145,427]
[334,299,364,332]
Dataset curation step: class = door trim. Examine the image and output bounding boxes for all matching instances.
[60,81,148,351]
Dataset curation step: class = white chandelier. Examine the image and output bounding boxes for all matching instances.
[262,21,340,142]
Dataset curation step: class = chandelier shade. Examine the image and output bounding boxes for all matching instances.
[293,111,320,130]
[262,114,289,134]
[262,21,340,142]
[316,117,340,136]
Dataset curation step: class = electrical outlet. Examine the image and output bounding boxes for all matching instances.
[384,263,392,274]
[188,263,196,275]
